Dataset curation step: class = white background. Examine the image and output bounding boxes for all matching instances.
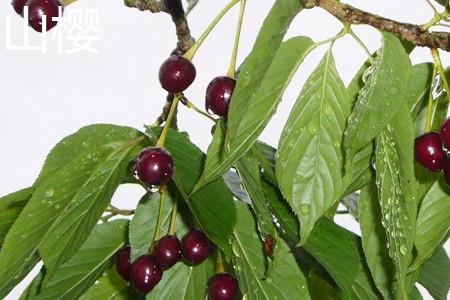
[0,0,449,298]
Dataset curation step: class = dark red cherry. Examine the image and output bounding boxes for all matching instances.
[12,0,28,16]
[26,0,62,32]
[208,273,239,300]
[130,255,163,294]
[115,246,132,281]
[159,56,196,93]
[153,235,182,269]
[181,230,213,264]
[205,76,236,117]
[440,118,450,149]
[414,132,446,172]
[136,147,173,186]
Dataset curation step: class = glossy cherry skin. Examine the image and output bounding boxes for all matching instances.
[130,255,163,294]
[440,118,450,149]
[205,76,236,117]
[208,273,239,300]
[12,0,28,16]
[414,132,446,172]
[115,246,132,281]
[26,0,62,32]
[181,230,213,264]
[153,235,182,269]
[136,147,174,186]
[159,56,196,93]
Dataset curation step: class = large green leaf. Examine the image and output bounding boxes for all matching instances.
[0,146,113,293]
[407,63,433,115]
[79,267,129,300]
[35,124,142,185]
[146,128,236,257]
[411,179,450,270]
[276,50,350,244]
[344,32,411,158]
[359,184,394,299]
[0,253,40,299]
[232,202,311,300]
[0,187,33,244]
[19,268,45,300]
[36,220,128,300]
[40,140,144,274]
[417,247,450,300]
[374,104,417,297]
[147,257,215,300]
[195,36,314,191]
[342,143,374,196]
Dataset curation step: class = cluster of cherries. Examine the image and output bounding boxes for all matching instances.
[414,118,450,184]
[12,0,63,32]
[114,56,239,299]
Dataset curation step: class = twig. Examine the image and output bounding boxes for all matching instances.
[303,0,450,52]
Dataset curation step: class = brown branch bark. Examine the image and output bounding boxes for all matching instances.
[303,0,450,52]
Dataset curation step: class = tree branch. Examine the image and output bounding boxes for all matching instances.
[125,0,196,128]
[303,0,450,52]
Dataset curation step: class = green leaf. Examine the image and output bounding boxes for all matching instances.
[374,104,417,297]
[407,63,433,115]
[308,272,341,300]
[146,128,236,258]
[344,32,411,157]
[412,179,450,270]
[19,267,45,300]
[347,60,370,108]
[235,150,276,236]
[276,50,350,244]
[359,184,394,299]
[36,124,143,185]
[232,202,311,300]
[0,253,40,299]
[343,143,374,196]
[40,140,144,274]
[36,220,128,300]
[79,267,130,300]
[146,257,215,300]
[196,36,314,191]
[418,247,450,300]
[0,187,33,244]
[264,181,376,299]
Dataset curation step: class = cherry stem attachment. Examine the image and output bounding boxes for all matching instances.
[154,186,168,242]
[348,28,374,64]
[107,205,135,216]
[227,0,246,78]
[421,10,449,31]
[168,196,179,236]
[182,97,218,122]
[216,251,225,274]
[425,64,438,132]
[431,48,450,105]
[183,0,240,61]
[156,94,181,147]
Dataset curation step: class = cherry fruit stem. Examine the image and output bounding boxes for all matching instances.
[227,0,247,78]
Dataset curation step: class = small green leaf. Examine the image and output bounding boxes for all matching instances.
[344,32,411,157]
[359,184,394,299]
[417,247,450,300]
[36,220,128,300]
[146,128,236,258]
[0,187,33,244]
[195,36,314,191]
[407,63,433,115]
[343,143,374,196]
[276,50,350,244]
[40,140,144,274]
[146,257,214,300]
[79,267,130,300]
[374,104,417,297]
[412,179,450,270]
[232,202,311,300]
